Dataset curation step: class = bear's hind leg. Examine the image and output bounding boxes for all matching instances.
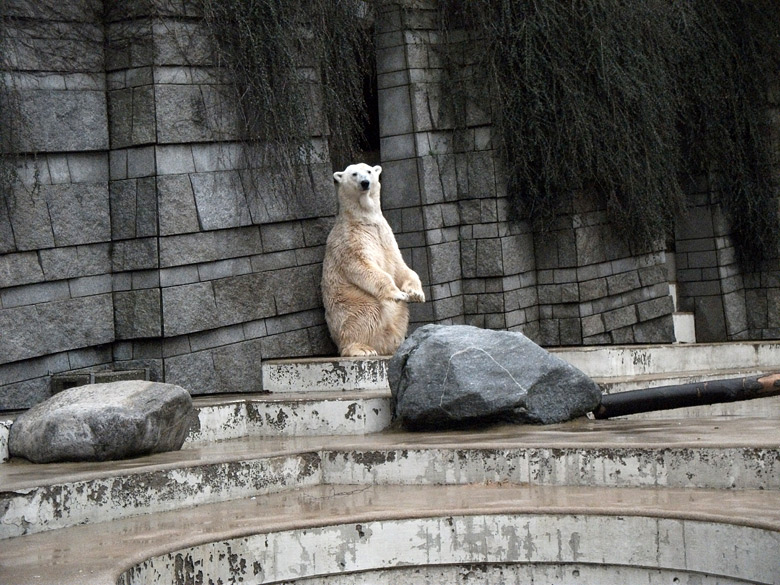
[340,342,378,357]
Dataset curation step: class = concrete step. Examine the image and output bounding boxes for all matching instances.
[187,390,392,446]
[2,482,779,585]
[262,356,388,393]
[551,341,780,379]
[4,342,778,461]
[2,417,779,539]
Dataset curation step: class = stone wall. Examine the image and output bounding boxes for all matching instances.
[0,1,114,409]
[0,0,337,410]
[0,0,777,411]
[375,1,677,348]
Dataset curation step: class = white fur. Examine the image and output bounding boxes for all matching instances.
[321,163,425,356]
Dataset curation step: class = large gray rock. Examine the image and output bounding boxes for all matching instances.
[389,324,602,429]
[9,381,196,463]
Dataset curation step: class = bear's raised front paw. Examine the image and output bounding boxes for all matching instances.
[341,343,379,357]
[391,290,409,303]
[404,289,425,303]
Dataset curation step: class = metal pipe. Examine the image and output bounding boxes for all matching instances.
[593,373,780,419]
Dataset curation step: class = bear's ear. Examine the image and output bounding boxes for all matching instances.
[333,171,344,183]
[373,165,382,176]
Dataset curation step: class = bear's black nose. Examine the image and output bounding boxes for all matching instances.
[360,179,370,190]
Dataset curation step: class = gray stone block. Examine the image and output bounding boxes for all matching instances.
[0,204,14,253]
[159,227,262,268]
[197,258,252,281]
[69,274,113,297]
[606,271,641,296]
[9,381,195,463]
[6,185,56,250]
[575,225,608,266]
[0,252,44,288]
[191,171,252,231]
[162,282,219,337]
[379,86,413,136]
[47,183,110,246]
[271,264,322,315]
[636,296,674,322]
[114,289,162,339]
[156,145,196,175]
[260,221,305,253]
[109,180,138,240]
[165,338,264,394]
[156,84,240,144]
[212,273,276,324]
[39,243,111,281]
[260,328,312,359]
[66,153,108,184]
[188,325,245,353]
[380,158,421,209]
[428,241,462,283]
[4,20,103,71]
[112,237,158,272]
[581,314,605,338]
[1,280,70,308]
[723,290,748,338]
[0,294,114,365]
[475,238,503,278]
[14,90,108,152]
[158,174,200,235]
[602,305,638,332]
[127,146,156,178]
[0,376,52,411]
[633,315,675,343]
[108,89,134,147]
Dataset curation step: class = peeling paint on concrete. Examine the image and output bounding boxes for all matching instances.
[119,515,780,585]
[322,447,780,491]
[263,358,389,393]
[0,419,11,463]
[0,453,322,539]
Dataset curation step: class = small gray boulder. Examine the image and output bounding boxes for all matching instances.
[9,381,197,463]
[389,324,602,429]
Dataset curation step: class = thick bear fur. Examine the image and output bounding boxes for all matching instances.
[321,163,425,357]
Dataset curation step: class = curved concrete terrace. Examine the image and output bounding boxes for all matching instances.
[1,342,779,584]
[2,483,779,584]
[1,417,780,584]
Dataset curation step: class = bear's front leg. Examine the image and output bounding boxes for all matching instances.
[345,259,406,303]
[397,270,425,303]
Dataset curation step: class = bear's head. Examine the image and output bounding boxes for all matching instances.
[333,163,383,216]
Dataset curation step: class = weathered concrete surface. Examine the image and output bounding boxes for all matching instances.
[185,392,392,446]
[263,356,389,393]
[552,341,780,379]
[1,484,779,585]
[8,381,196,463]
[2,417,779,538]
[390,324,602,428]
[185,564,758,584]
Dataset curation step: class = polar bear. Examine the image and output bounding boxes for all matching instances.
[321,163,425,357]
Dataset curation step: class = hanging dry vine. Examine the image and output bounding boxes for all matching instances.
[197,0,375,180]
[438,0,780,262]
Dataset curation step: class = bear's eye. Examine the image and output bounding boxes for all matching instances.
[367,169,372,174]
[352,172,357,177]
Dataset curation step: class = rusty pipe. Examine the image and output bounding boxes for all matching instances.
[593,373,780,419]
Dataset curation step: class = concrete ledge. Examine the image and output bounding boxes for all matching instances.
[186,392,393,445]
[1,484,778,585]
[262,356,389,393]
[2,418,779,538]
[552,341,780,379]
